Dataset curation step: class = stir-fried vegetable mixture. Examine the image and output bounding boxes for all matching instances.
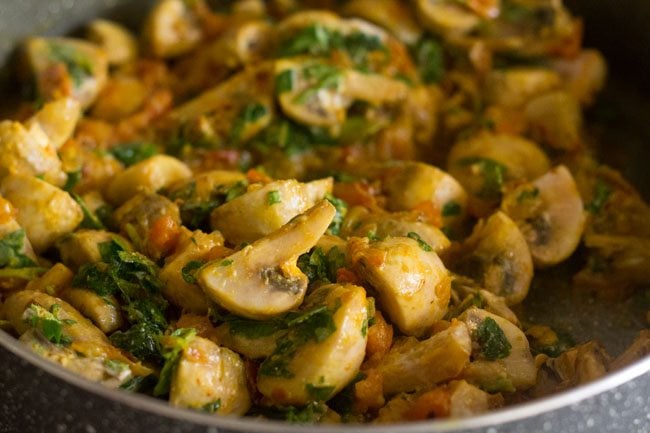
[0,0,649,424]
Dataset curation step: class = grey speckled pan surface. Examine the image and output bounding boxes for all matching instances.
[1,1,649,432]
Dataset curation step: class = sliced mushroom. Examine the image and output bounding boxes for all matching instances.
[2,290,108,344]
[460,308,537,392]
[198,200,335,319]
[207,20,274,68]
[25,263,73,295]
[87,19,138,65]
[275,59,350,128]
[113,192,182,260]
[91,76,149,122]
[501,165,586,267]
[26,97,81,150]
[450,212,533,305]
[343,0,423,45]
[143,0,203,58]
[342,70,409,107]
[60,288,124,334]
[256,283,368,405]
[170,336,251,415]
[485,67,561,110]
[532,340,611,398]
[0,120,66,186]
[57,230,131,270]
[524,91,583,151]
[105,155,192,206]
[343,208,451,255]
[213,321,284,360]
[447,132,550,217]
[19,330,151,388]
[350,236,451,336]
[0,174,83,253]
[415,0,482,38]
[550,49,607,107]
[21,37,108,109]
[210,178,332,245]
[378,320,472,395]
[159,228,225,314]
[379,161,469,233]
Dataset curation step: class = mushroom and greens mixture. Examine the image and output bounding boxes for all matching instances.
[1,0,649,424]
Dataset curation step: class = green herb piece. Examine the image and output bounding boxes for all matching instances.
[407,232,433,252]
[75,239,168,361]
[248,118,336,157]
[306,383,335,401]
[294,63,342,104]
[229,103,268,145]
[411,35,445,84]
[585,179,612,214]
[516,187,540,203]
[219,259,233,267]
[104,359,130,378]
[366,230,381,242]
[153,328,197,397]
[63,170,82,192]
[475,317,512,361]
[0,229,38,268]
[278,24,339,57]
[109,142,158,167]
[457,157,508,200]
[267,190,281,205]
[258,299,340,378]
[201,399,222,413]
[343,32,385,68]
[444,292,485,320]
[181,260,204,284]
[224,181,248,202]
[275,70,295,93]
[119,374,157,393]
[49,42,93,87]
[24,304,73,346]
[71,193,105,230]
[297,246,345,284]
[327,372,366,419]
[110,322,162,362]
[442,200,462,217]
[325,194,347,236]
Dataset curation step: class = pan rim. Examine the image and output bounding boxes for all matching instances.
[2,328,649,432]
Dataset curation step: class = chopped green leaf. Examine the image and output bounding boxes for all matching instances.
[442,200,462,217]
[585,179,612,214]
[63,170,82,192]
[219,259,233,267]
[325,194,347,236]
[475,317,512,361]
[297,246,345,284]
[23,304,73,346]
[153,327,197,397]
[294,63,342,104]
[201,399,222,413]
[229,103,268,145]
[0,229,38,269]
[411,35,445,84]
[275,69,295,93]
[516,187,540,203]
[111,322,162,362]
[119,374,157,393]
[181,260,204,284]
[225,181,248,202]
[109,142,158,167]
[71,193,105,230]
[49,42,93,87]
[305,383,335,401]
[407,232,433,252]
[267,190,281,205]
[258,299,340,378]
[457,157,508,200]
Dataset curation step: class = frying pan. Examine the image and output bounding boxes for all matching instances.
[0,1,649,432]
